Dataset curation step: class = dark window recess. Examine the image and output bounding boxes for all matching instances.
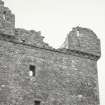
[3,11,6,20]
[34,100,41,105]
[21,39,25,43]
[3,11,6,14]
[29,65,36,76]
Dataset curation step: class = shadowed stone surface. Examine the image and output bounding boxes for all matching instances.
[0,0,101,105]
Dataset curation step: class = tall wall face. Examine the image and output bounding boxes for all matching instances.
[0,39,100,105]
[0,0,101,105]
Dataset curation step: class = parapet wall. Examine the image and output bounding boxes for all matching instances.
[0,0,101,61]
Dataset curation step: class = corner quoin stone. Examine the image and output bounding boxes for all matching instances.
[0,0,101,105]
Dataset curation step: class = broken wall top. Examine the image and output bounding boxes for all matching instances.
[0,0,15,35]
[0,0,52,48]
[0,0,101,61]
[61,26,101,58]
[14,28,52,48]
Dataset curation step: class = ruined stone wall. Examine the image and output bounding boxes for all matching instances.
[0,0,101,105]
[0,0,15,35]
[61,27,101,57]
[14,28,52,49]
[0,38,99,105]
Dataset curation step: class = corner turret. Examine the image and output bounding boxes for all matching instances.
[61,26,101,60]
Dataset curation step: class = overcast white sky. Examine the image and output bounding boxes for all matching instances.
[4,0,105,104]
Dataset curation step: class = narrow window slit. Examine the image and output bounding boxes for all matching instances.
[3,11,6,20]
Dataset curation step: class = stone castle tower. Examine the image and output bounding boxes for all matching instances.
[0,0,101,105]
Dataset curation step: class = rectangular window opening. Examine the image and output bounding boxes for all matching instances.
[29,65,36,76]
